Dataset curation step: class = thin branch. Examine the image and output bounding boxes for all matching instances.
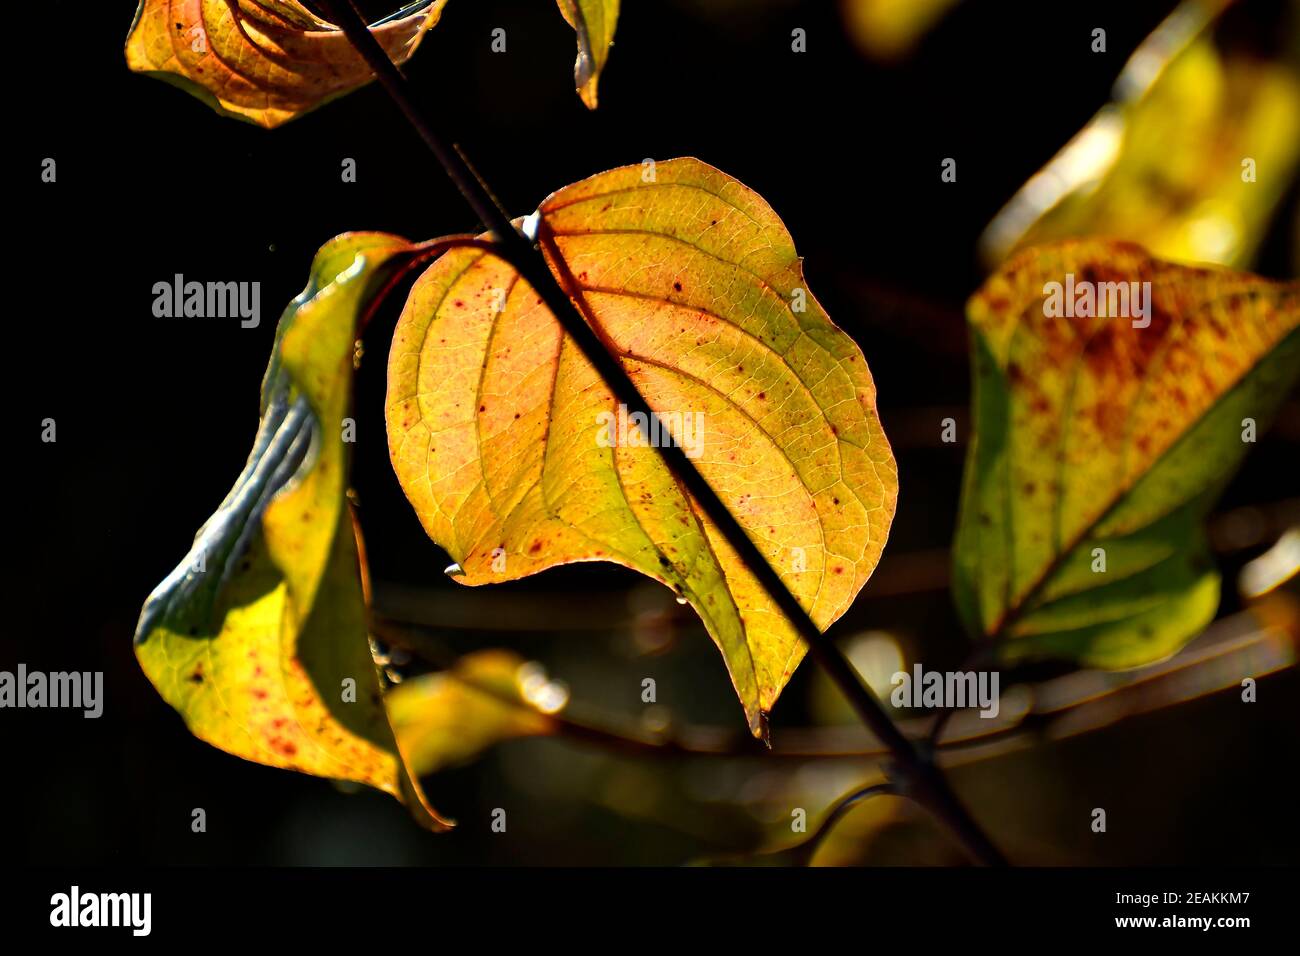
[317,0,1005,865]
[373,607,1290,765]
[795,782,897,863]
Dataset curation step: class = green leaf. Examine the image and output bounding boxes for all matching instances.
[386,651,556,776]
[556,0,620,108]
[135,232,451,829]
[953,239,1300,668]
[386,158,898,738]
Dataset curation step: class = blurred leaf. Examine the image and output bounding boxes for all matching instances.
[557,0,620,108]
[981,0,1300,269]
[953,240,1300,667]
[386,157,898,737]
[840,0,962,61]
[135,233,451,830]
[125,0,448,128]
[386,651,556,776]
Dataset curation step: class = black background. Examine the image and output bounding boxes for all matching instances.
[10,0,1298,867]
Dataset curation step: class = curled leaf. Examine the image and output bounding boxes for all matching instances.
[386,158,898,737]
[556,0,620,108]
[953,239,1300,667]
[125,0,449,128]
[136,233,451,829]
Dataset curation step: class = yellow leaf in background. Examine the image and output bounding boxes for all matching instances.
[386,651,557,776]
[386,158,898,738]
[840,0,962,61]
[953,240,1300,668]
[556,0,620,109]
[125,0,449,128]
[135,233,451,830]
[980,0,1300,270]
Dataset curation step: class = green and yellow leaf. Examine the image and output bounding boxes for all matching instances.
[556,0,620,109]
[953,239,1300,668]
[125,0,449,128]
[386,158,898,738]
[135,232,451,829]
[980,0,1300,269]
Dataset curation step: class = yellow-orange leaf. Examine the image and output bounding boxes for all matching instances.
[125,0,448,128]
[386,158,898,737]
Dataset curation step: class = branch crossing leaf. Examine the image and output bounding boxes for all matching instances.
[386,158,898,737]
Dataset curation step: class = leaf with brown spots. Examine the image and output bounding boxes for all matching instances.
[953,240,1300,667]
[135,233,450,830]
[556,0,620,109]
[386,158,898,737]
[125,0,449,128]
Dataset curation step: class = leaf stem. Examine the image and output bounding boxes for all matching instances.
[318,0,1006,866]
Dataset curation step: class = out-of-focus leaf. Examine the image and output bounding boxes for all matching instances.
[135,233,451,830]
[386,651,557,776]
[953,240,1299,667]
[980,0,1300,269]
[840,0,962,61]
[125,0,448,128]
[556,0,620,108]
[386,158,898,738]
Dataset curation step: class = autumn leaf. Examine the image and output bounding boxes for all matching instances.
[135,233,451,830]
[980,0,1300,269]
[386,158,898,738]
[556,0,620,109]
[386,651,557,776]
[953,240,1300,668]
[125,0,448,128]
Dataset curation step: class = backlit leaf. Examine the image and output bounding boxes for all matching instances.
[135,233,451,829]
[979,0,1300,269]
[386,158,898,737]
[125,0,449,128]
[386,651,556,776]
[953,240,1300,667]
[556,0,620,108]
